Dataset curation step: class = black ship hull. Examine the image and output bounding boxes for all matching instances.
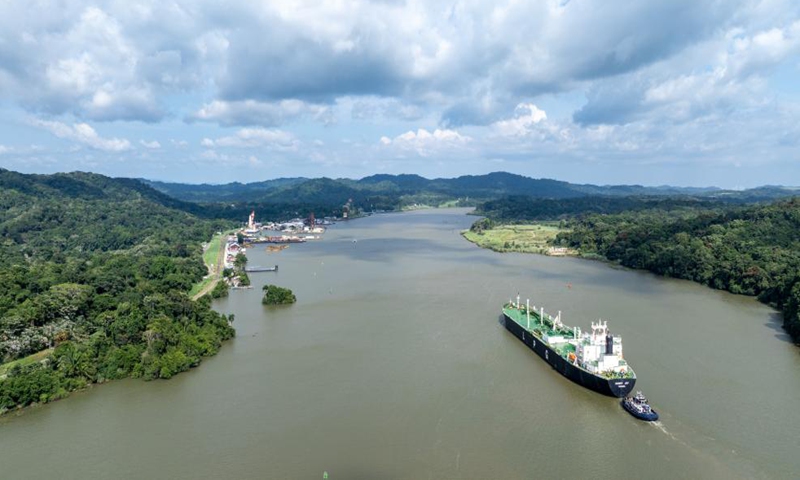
[502,313,635,398]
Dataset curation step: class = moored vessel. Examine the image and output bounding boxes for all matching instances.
[621,391,659,421]
[502,295,636,397]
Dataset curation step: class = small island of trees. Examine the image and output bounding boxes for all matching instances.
[262,285,296,305]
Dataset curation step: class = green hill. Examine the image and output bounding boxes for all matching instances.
[0,169,234,414]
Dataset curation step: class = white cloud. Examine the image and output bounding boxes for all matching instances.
[191,99,332,127]
[0,1,759,125]
[380,128,471,156]
[0,145,9,154]
[347,96,425,121]
[724,21,800,79]
[140,140,161,149]
[492,104,548,137]
[389,128,470,144]
[202,128,297,150]
[32,119,131,152]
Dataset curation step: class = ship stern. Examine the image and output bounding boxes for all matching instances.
[608,377,636,397]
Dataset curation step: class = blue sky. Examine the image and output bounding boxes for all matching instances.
[0,0,799,188]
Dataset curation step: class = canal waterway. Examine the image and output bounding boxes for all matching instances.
[1,209,798,479]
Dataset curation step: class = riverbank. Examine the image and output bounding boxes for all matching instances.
[461,223,577,255]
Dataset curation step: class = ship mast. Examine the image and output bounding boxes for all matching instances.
[526,299,530,329]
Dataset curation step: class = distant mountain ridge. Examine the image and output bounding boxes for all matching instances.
[144,172,798,206]
[144,177,308,202]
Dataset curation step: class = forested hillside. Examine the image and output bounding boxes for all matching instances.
[147,172,800,212]
[473,195,726,221]
[553,198,800,341]
[0,169,235,413]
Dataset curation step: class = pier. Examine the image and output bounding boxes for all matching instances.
[245,265,279,273]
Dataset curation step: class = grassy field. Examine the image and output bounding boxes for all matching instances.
[400,203,433,211]
[0,348,54,378]
[462,223,576,255]
[189,231,228,298]
[203,231,225,267]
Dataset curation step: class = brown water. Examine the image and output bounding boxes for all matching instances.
[1,209,798,479]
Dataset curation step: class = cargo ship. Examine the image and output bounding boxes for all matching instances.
[502,295,635,397]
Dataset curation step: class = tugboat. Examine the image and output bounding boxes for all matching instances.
[621,391,659,421]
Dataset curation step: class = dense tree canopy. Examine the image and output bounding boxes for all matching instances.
[552,198,800,341]
[262,285,296,305]
[0,170,235,413]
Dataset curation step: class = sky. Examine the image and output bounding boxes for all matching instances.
[0,1,799,188]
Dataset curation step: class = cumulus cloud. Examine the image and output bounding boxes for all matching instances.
[492,104,548,137]
[201,128,297,150]
[14,7,165,121]
[348,96,424,121]
[32,120,131,152]
[140,140,161,149]
[0,4,208,122]
[190,99,332,127]
[724,21,800,79]
[385,128,470,144]
[380,128,470,156]
[572,18,800,127]
[0,1,760,126]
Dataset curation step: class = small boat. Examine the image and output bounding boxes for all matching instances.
[621,391,659,421]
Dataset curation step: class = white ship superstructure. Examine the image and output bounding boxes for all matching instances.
[575,320,628,375]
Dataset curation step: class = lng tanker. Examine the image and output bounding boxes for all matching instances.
[502,295,636,397]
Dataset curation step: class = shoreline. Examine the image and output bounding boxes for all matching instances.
[461,221,795,345]
[461,222,578,256]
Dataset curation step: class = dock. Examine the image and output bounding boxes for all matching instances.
[245,265,279,273]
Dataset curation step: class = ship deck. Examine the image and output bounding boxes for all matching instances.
[503,305,574,337]
[503,305,578,357]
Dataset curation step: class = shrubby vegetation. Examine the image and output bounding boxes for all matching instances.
[262,285,296,305]
[209,280,229,299]
[0,169,235,413]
